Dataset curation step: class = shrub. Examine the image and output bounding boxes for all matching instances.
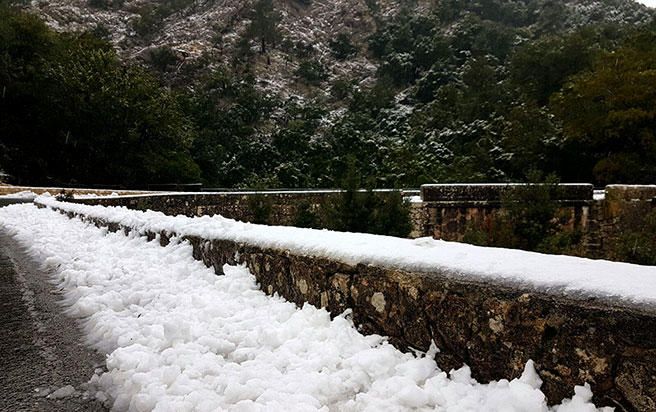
[88,0,125,9]
[499,176,561,251]
[248,195,273,224]
[329,33,357,60]
[131,6,161,37]
[463,174,584,254]
[321,189,411,237]
[320,163,412,237]
[293,201,320,228]
[612,204,656,265]
[295,60,328,84]
[330,78,353,100]
[148,46,178,73]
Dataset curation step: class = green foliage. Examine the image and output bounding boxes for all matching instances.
[329,33,357,60]
[327,190,412,237]
[4,2,656,194]
[499,174,561,251]
[131,6,162,37]
[88,0,124,10]
[247,195,273,224]
[295,60,328,84]
[320,162,412,237]
[509,29,605,104]
[612,205,656,265]
[147,46,179,73]
[551,32,656,185]
[0,6,199,186]
[130,0,195,37]
[292,40,315,58]
[246,0,280,54]
[292,201,320,228]
[463,174,584,254]
[330,78,353,100]
[181,69,276,186]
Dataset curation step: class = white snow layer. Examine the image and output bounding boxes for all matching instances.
[0,190,40,199]
[0,204,611,411]
[36,196,656,305]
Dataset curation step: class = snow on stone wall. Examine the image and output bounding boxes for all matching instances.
[37,197,656,411]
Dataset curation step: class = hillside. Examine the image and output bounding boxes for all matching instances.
[27,0,653,97]
[2,0,656,188]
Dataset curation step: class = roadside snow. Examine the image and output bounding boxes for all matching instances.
[0,204,610,411]
[36,197,656,306]
[74,192,120,199]
[47,385,76,399]
[0,190,40,200]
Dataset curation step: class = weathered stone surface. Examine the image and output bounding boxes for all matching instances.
[605,185,656,203]
[423,202,590,244]
[43,203,656,411]
[72,190,417,228]
[65,184,656,261]
[421,183,593,202]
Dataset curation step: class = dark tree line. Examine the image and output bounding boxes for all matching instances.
[0,6,199,186]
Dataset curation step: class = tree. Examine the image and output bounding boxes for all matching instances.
[182,69,276,186]
[246,0,280,54]
[0,7,200,186]
[295,59,328,84]
[510,31,595,105]
[329,33,357,60]
[551,34,656,184]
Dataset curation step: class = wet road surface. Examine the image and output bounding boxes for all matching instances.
[0,233,107,411]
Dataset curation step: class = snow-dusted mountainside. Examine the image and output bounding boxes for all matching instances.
[25,0,654,98]
[27,0,409,97]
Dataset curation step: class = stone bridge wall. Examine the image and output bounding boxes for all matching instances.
[68,184,656,260]
[72,190,419,229]
[418,183,593,241]
[40,201,656,411]
[0,185,150,197]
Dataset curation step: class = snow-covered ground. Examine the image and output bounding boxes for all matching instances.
[0,203,611,411]
[0,190,40,200]
[36,196,656,306]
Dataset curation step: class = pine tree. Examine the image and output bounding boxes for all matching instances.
[247,0,280,54]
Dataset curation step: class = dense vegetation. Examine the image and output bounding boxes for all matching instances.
[1,1,656,188]
[0,6,199,186]
[463,174,584,255]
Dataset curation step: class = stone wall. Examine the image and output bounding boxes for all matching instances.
[72,191,344,223]
[0,185,150,197]
[71,184,656,261]
[590,185,656,259]
[417,183,594,241]
[41,202,656,411]
[72,190,420,231]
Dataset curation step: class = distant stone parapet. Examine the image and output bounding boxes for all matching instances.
[421,183,593,203]
[64,184,656,262]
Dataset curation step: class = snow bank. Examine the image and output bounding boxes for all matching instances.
[73,192,120,199]
[37,197,656,306]
[0,190,41,200]
[0,204,610,411]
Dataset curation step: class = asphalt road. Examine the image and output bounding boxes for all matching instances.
[0,232,107,411]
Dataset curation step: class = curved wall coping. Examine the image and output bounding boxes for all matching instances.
[35,197,656,308]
